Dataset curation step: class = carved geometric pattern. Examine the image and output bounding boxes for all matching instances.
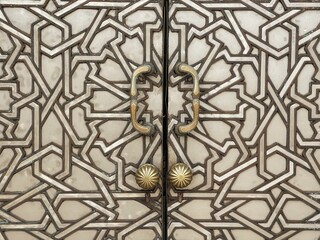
[168,1,320,239]
[0,1,163,239]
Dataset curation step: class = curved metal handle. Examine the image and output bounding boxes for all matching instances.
[130,64,155,135]
[175,63,200,135]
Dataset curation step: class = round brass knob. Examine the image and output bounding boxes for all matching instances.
[135,164,160,190]
[168,163,193,188]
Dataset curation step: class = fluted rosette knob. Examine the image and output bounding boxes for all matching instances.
[135,164,160,190]
[168,163,193,188]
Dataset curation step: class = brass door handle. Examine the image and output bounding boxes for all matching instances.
[130,64,155,135]
[135,164,160,190]
[168,163,193,188]
[174,63,200,135]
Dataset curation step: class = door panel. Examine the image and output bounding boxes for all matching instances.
[167,1,320,239]
[0,1,163,239]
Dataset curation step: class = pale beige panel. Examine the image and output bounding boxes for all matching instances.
[168,1,320,239]
[0,1,163,239]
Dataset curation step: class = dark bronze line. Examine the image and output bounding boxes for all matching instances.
[162,0,170,239]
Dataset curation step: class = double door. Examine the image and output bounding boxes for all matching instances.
[0,0,319,239]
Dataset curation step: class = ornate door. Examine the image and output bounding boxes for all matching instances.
[167,1,320,240]
[1,1,320,240]
[0,1,164,239]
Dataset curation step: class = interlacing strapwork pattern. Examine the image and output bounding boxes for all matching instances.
[168,1,320,239]
[0,1,163,239]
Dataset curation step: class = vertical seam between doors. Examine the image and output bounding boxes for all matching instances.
[162,0,169,239]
